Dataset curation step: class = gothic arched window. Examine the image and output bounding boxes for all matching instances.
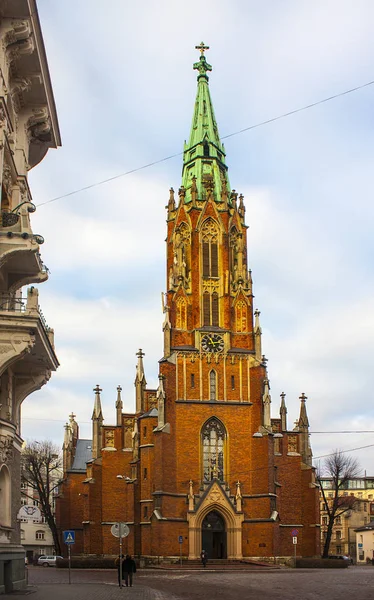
[202,219,218,278]
[176,297,187,330]
[202,418,225,482]
[209,370,217,401]
[235,300,247,333]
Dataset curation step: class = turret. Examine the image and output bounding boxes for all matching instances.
[91,384,103,460]
[134,349,146,413]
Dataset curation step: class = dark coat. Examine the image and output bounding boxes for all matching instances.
[123,557,137,573]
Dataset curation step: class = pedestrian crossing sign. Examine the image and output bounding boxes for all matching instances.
[63,530,75,544]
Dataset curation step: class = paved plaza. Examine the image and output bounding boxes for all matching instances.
[4,565,374,599]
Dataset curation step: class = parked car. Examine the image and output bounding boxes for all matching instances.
[37,555,63,567]
[328,555,352,563]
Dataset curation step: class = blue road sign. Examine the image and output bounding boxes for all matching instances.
[63,530,75,545]
[178,535,183,544]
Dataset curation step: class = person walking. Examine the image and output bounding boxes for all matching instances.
[122,554,137,587]
[200,549,208,568]
[114,554,125,587]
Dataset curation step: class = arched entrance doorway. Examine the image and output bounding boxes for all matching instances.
[201,510,227,559]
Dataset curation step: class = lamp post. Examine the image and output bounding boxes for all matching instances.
[115,475,131,588]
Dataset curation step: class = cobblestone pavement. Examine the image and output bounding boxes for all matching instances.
[5,565,374,600]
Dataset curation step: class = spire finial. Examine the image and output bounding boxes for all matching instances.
[193,42,212,79]
[195,41,209,56]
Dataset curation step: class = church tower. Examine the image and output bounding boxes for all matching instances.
[57,44,320,563]
[150,43,319,560]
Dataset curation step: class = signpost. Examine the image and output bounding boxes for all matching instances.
[63,530,75,584]
[178,535,183,567]
[111,523,130,588]
[291,529,298,567]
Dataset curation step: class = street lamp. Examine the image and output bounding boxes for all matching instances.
[115,475,131,588]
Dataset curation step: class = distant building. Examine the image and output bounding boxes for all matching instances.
[56,45,320,563]
[354,523,374,563]
[20,473,61,564]
[320,477,374,560]
[0,0,60,593]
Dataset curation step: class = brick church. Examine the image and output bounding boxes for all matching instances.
[56,44,320,562]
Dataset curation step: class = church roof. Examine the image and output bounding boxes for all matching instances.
[138,407,158,420]
[70,439,93,472]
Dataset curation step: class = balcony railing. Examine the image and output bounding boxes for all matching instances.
[0,292,51,334]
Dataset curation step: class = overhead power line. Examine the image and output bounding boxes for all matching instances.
[36,79,374,208]
[21,417,374,435]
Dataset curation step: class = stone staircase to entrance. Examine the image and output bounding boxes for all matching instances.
[148,559,282,571]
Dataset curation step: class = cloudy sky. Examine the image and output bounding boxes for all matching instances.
[23,0,374,472]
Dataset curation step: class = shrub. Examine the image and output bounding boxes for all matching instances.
[57,557,117,569]
[296,558,348,569]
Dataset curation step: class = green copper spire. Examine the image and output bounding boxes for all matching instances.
[181,43,230,204]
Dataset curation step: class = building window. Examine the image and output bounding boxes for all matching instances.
[143,506,148,519]
[209,370,217,401]
[336,545,342,554]
[21,481,27,490]
[35,531,45,541]
[336,531,341,540]
[202,418,225,482]
[231,375,235,390]
[322,517,328,525]
[20,529,25,540]
[203,292,219,327]
[335,516,341,525]
[143,468,147,480]
[33,500,39,507]
[191,373,195,388]
[143,427,147,438]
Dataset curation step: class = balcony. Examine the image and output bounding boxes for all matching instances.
[0,287,59,435]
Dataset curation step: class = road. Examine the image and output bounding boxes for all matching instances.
[7,565,374,600]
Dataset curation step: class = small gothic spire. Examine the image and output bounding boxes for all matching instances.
[116,385,123,427]
[92,385,103,460]
[254,309,261,333]
[156,374,166,429]
[135,350,146,413]
[298,393,309,429]
[167,187,175,212]
[262,377,271,430]
[92,384,103,421]
[280,392,287,432]
[298,393,312,466]
[238,194,245,219]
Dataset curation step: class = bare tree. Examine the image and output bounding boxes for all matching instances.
[316,450,361,558]
[21,440,62,555]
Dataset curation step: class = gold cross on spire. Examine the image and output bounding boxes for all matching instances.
[195,41,209,55]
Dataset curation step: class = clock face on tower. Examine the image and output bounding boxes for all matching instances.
[201,334,224,353]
